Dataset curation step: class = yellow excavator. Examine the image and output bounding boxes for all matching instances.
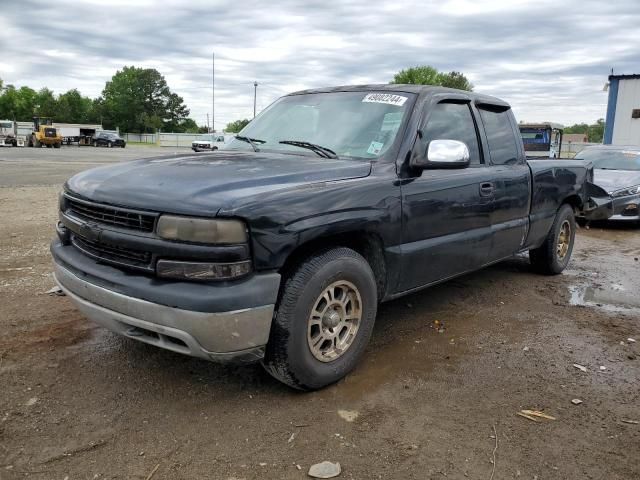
[28,117,63,148]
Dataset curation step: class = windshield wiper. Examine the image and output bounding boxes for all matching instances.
[235,135,265,152]
[279,140,338,159]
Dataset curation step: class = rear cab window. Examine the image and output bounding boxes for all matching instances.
[478,106,521,165]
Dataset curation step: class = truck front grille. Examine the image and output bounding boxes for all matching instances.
[72,234,152,270]
[66,195,157,232]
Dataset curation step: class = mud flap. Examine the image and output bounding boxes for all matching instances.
[582,182,613,221]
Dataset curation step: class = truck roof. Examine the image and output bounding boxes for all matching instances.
[288,84,510,108]
[519,122,564,130]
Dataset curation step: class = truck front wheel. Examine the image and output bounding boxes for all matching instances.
[263,247,378,390]
[529,204,576,275]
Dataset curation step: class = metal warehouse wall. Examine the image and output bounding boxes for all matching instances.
[612,78,640,145]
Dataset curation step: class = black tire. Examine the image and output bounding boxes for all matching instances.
[529,204,576,275]
[263,247,378,390]
[53,142,61,149]
[212,146,218,151]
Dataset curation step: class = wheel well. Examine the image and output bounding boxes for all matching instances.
[562,194,582,213]
[279,232,387,299]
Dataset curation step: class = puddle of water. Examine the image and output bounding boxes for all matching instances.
[569,284,640,314]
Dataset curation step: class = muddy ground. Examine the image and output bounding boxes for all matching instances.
[1,146,639,480]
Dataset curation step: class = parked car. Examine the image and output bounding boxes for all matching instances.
[192,134,227,152]
[52,85,600,390]
[92,132,126,148]
[575,145,640,223]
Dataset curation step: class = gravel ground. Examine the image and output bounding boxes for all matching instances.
[0,145,639,480]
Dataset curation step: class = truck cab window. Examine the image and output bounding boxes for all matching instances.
[478,107,520,165]
[422,102,481,164]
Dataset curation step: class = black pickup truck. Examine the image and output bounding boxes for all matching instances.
[52,85,595,390]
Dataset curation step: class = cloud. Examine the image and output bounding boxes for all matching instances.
[1,0,638,128]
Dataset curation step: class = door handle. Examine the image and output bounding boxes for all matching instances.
[480,182,494,197]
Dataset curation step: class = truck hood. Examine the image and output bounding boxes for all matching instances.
[65,151,372,216]
[593,169,640,194]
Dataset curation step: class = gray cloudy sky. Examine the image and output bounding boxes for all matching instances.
[1,0,639,129]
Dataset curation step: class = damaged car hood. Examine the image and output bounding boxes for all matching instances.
[65,151,372,216]
[593,169,640,194]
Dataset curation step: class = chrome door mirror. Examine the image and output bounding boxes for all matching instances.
[413,139,470,169]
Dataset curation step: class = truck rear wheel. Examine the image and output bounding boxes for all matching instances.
[54,142,61,149]
[529,204,576,275]
[263,247,377,390]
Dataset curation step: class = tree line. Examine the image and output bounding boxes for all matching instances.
[2,65,604,140]
[0,67,202,133]
[564,119,605,143]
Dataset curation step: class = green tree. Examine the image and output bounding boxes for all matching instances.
[225,118,250,133]
[163,92,191,132]
[391,65,473,91]
[0,85,39,121]
[56,89,96,123]
[439,71,474,91]
[101,66,190,133]
[564,118,605,143]
[35,88,58,118]
[172,118,201,133]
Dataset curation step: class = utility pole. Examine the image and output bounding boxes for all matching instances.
[253,81,258,118]
[206,113,210,133]
[211,52,216,133]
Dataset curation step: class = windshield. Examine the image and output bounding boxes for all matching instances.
[227,91,413,159]
[576,148,640,171]
[0,122,12,129]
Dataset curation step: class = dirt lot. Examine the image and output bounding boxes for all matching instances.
[1,146,639,480]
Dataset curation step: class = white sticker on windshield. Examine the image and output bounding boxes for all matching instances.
[367,141,384,155]
[362,93,408,106]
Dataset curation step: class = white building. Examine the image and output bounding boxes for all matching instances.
[604,74,640,145]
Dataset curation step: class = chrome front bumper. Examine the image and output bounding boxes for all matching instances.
[54,263,275,363]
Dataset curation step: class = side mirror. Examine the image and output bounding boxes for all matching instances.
[412,139,470,169]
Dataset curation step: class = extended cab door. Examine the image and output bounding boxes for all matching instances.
[476,105,531,261]
[398,98,492,292]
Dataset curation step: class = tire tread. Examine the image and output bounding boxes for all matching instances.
[263,247,376,390]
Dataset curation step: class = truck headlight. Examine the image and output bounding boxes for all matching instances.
[156,216,247,244]
[611,185,640,198]
[156,259,251,280]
